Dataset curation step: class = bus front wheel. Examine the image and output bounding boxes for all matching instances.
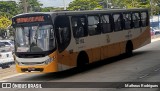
[77,51,89,68]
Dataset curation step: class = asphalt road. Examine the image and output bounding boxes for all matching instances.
[0,65,17,79]
[1,40,160,91]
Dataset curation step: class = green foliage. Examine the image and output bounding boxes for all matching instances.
[41,7,63,12]
[0,16,11,29]
[19,0,43,12]
[67,0,102,10]
[68,0,159,15]
[0,1,20,17]
[150,0,160,15]
[28,0,43,12]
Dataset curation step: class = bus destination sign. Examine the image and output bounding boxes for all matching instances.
[16,16,45,23]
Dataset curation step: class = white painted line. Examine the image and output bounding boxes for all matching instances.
[139,74,149,79]
[0,73,25,81]
[154,68,160,72]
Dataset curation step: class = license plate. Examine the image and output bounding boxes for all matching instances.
[28,67,35,71]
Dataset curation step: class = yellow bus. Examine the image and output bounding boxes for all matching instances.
[12,8,151,73]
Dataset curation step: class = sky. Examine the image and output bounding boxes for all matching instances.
[0,0,74,7]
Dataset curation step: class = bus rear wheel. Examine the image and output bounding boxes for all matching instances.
[125,41,133,57]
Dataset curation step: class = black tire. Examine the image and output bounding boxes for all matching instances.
[1,66,5,69]
[7,65,10,68]
[1,65,6,69]
[125,41,133,57]
[77,52,89,68]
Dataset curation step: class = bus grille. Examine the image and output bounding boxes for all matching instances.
[21,62,44,65]
[21,68,43,72]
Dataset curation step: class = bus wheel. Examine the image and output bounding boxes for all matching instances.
[77,51,89,68]
[125,41,133,57]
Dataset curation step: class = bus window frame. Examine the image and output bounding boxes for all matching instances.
[71,15,88,38]
[145,11,149,26]
[140,11,149,27]
[100,14,113,33]
[131,11,141,28]
[123,12,132,30]
[87,14,101,36]
[112,13,123,32]
[12,15,57,57]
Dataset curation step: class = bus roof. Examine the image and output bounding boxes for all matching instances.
[13,8,148,18]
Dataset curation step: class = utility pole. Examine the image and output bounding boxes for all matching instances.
[105,0,108,8]
[22,0,28,13]
[150,0,154,23]
[150,0,153,16]
[63,0,66,10]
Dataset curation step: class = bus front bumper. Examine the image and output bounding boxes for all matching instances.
[16,60,58,73]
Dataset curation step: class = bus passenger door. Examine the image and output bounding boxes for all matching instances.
[54,15,72,71]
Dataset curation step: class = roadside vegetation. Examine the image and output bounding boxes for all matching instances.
[0,0,159,38]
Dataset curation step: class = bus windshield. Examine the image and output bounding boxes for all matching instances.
[15,24,55,52]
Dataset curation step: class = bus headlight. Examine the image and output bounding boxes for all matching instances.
[15,60,22,65]
[44,57,53,65]
[15,59,19,64]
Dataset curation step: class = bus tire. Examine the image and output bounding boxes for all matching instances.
[77,51,89,68]
[125,41,133,57]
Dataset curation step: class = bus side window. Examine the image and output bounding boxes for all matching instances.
[101,14,112,33]
[141,12,147,27]
[88,15,101,35]
[71,16,88,38]
[132,12,140,28]
[54,16,71,52]
[123,13,132,29]
[113,14,123,31]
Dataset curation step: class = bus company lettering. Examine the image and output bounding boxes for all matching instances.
[16,16,44,23]
[11,83,42,88]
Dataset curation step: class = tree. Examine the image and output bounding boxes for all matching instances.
[19,0,43,12]
[41,7,63,12]
[0,16,11,29]
[150,0,160,15]
[0,1,20,17]
[67,0,102,10]
[28,0,43,12]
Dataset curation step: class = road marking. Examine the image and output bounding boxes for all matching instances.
[154,68,160,72]
[139,74,149,79]
[0,73,25,81]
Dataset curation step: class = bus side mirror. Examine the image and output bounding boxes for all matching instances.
[50,29,54,39]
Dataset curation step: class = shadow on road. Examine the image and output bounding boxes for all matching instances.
[20,50,151,82]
